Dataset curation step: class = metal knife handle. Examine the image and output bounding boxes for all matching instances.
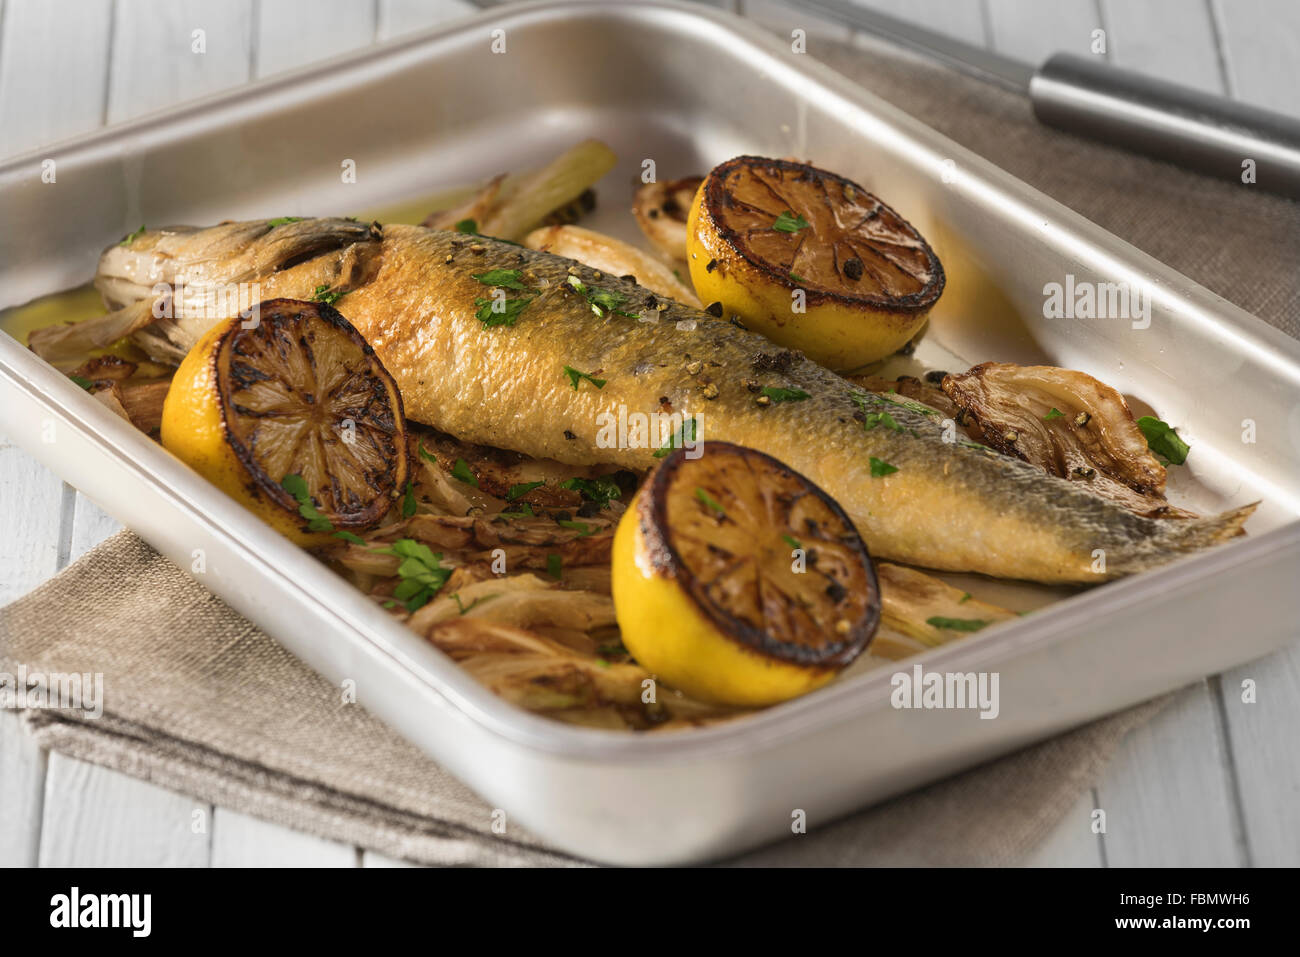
[1030,53,1300,200]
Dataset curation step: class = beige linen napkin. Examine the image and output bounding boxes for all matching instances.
[3,531,1166,866]
[3,31,1294,866]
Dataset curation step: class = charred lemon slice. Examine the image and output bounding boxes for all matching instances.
[611,442,879,707]
[687,156,944,371]
[161,299,409,546]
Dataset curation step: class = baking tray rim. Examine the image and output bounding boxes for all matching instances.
[1,0,1297,764]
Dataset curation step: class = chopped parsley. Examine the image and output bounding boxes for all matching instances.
[565,275,637,318]
[557,519,595,536]
[563,365,607,391]
[782,534,802,550]
[1043,408,1065,420]
[1137,415,1190,466]
[772,210,809,233]
[760,386,810,403]
[694,487,726,518]
[863,410,902,432]
[312,284,344,305]
[451,458,479,487]
[119,224,146,246]
[869,457,899,477]
[374,538,452,611]
[333,530,367,545]
[789,272,806,284]
[401,481,418,519]
[69,374,94,390]
[926,616,989,633]
[417,442,437,465]
[653,416,698,458]
[474,295,532,328]
[507,481,545,501]
[499,502,536,519]
[267,216,303,227]
[546,554,563,579]
[559,476,621,508]
[454,218,478,234]
[472,268,526,291]
[280,473,333,532]
[958,592,972,604]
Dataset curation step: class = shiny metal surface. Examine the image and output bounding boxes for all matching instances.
[1032,53,1300,198]
[799,0,1300,197]
[0,0,1297,864]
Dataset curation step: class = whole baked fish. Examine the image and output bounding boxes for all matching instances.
[36,218,1254,582]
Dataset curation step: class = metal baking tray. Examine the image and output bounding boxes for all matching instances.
[2,0,1297,865]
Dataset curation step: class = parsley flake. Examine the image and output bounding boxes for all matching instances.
[694,487,726,518]
[281,473,333,532]
[760,386,810,403]
[374,539,452,611]
[119,224,146,246]
[559,476,621,507]
[1137,415,1190,466]
[507,481,545,501]
[654,417,698,458]
[472,268,526,291]
[312,284,344,305]
[563,365,607,391]
[474,295,532,328]
[926,616,989,633]
[451,458,479,487]
[772,210,809,233]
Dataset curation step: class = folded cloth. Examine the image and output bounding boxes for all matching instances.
[4,530,1165,866]
[9,25,1292,866]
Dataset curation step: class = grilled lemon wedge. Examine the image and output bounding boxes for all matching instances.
[687,156,945,371]
[611,442,880,707]
[160,299,409,546]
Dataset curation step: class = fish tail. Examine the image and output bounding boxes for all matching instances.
[1109,502,1258,575]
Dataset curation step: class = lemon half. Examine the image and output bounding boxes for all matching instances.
[612,442,880,707]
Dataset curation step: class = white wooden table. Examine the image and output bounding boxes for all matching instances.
[1,0,1297,868]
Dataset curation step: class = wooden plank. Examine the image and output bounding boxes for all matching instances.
[1094,682,1245,866]
[105,0,254,125]
[0,710,46,866]
[0,440,65,603]
[850,0,989,45]
[1212,0,1300,115]
[68,493,122,561]
[1023,790,1104,866]
[38,753,212,866]
[986,0,1103,63]
[0,0,114,158]
[211,809,357,866]
[377,0,478,41]
[1101,0,1224,94]
[1218,653,1300,867]
[254,0,377,79]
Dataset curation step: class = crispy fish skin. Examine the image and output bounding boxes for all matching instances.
[99,219,1254,583]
